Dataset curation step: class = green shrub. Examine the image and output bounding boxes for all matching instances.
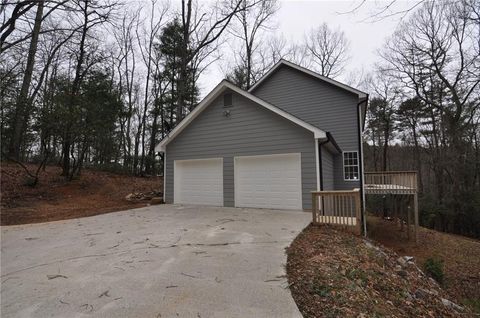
[424,257,444,284]
[311,284,332,297]
[462,298,480,314]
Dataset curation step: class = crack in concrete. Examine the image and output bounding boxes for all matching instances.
[1,240,289,277]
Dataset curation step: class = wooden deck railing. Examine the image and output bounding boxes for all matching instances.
[364,171,417,194]
[311,189,362,235]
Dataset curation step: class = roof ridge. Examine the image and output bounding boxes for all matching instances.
[248,59,367,98]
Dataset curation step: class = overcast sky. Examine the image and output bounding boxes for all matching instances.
[199,0,417,95]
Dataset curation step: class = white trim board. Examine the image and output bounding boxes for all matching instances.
[163,151,166,203]
[248,59,367,99]
[315,139,320,191]
[155,80,327,152]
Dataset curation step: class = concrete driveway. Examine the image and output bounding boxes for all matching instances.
[1,205,310,318]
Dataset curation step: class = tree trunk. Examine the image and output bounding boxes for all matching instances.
[8,0,44,160]
[412,127,423,193]
[62,0,89,177]
[382,122,390,171]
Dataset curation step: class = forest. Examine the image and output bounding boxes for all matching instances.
[1,0,479,238]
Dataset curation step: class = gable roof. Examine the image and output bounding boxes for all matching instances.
[248,59,368,99]
[155,80,327,152]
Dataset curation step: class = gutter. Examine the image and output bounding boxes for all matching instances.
[325,132,342,154]
[358,94,369,131]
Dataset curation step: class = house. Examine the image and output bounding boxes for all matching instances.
[155,59,368,211]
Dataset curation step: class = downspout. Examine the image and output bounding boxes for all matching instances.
[357,96,369,237]
[317,137,331,215]
[318,138,331,189]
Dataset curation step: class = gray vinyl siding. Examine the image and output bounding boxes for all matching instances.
[252,65,361,190]
[321,146,334,190]
[165,90,317,209]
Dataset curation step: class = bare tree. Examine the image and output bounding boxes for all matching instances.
[7,0,44,160]
[365,70,401,171]
[227,0,279,89]
[305,23,350,78]
[379,0,480,233]
[175,0,255,121]
[136,0,169,173]
[1,0,71,53]
[113,8,140,172]
[61,0,118,178]
[0,0,37,52]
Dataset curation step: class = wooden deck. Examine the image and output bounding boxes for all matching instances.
[364,171,417,194]
[311,171,419,241]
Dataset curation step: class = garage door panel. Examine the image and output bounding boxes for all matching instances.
[174,158,223,206]
[235,153,302,210]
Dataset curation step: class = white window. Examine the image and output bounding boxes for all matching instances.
[343,151,359,181]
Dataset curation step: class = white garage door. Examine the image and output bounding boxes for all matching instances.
[174,158,223,206]
[235,153,302,210]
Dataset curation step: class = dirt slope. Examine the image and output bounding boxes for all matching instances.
[1,163,162,225]
[368,216,480,314]
[287,224,473,318]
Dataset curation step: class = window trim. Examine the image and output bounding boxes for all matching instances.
[343,151,359,182]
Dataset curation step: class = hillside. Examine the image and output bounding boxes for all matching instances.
[0,163,162,225]
[368,216,480,314]
[287,224,476,317]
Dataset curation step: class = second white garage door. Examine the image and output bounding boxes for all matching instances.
[234,153,302,210]
[174,158,223,206]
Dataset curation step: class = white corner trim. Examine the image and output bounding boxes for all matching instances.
[248,59,367,99]
[155,80,326,152]
[163,151,166,203]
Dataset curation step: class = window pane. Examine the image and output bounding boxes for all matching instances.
[343,151,359,181]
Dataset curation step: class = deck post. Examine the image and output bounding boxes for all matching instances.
[414,192,419,243]
[312,193,318,224]
[407,202,411,240]
[364,171,419,242]
[354,190,361,235]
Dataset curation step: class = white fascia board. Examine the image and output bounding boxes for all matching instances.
[155,80,326,152]
[249,59,367,99]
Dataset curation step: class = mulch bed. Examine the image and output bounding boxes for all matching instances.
[286,224,473,318]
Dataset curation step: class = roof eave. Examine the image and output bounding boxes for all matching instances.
[249,59,368,99]
[155,80,327,151]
